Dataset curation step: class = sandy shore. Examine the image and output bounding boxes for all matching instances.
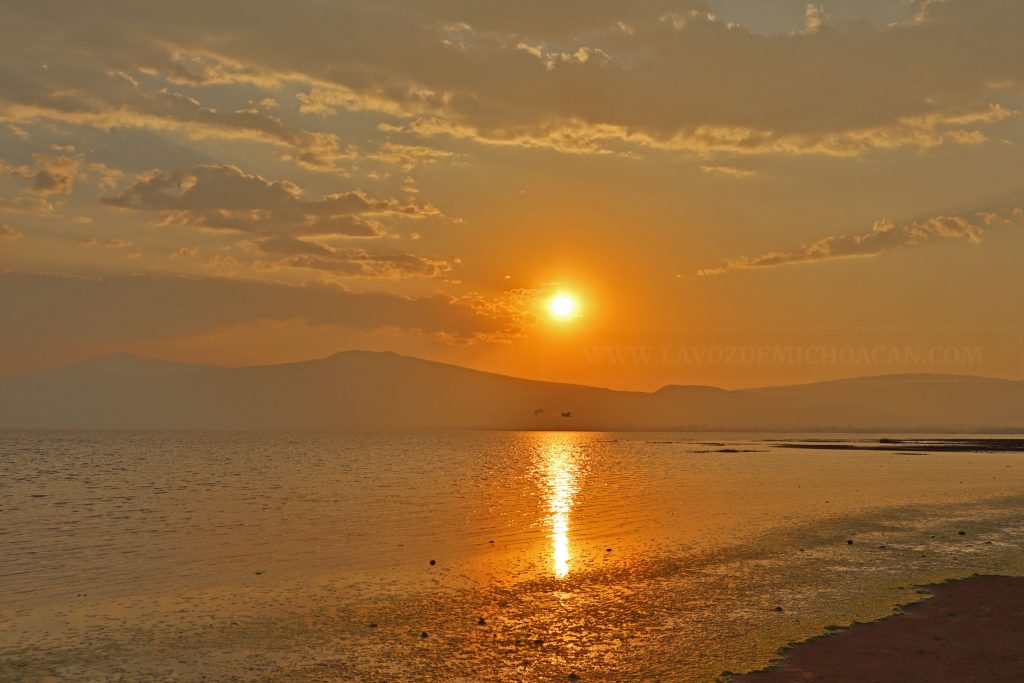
[731,574,1024,682]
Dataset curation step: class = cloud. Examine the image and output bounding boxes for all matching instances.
[0,272,522,355]
[84,236,135,249]
[3,0,1020,162]
[410,104,1014,158]
[403,0,1020,157]
[253,236,334,256]
[698,207,1023,275]
[0,224,22,239]
[368,142,457,171]
[103,164,438,237]
[801,4,825,34]
[252,236,451,279]
[98,164,452,279]
[297,84,448,119]
[28,153,84,195]
[260,253,450,279]
[0,60,354,171]
[0,195,54,215]
[1,149,124,215]
[701,165,756,179]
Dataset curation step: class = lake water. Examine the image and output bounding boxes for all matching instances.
[3,431,1024,681]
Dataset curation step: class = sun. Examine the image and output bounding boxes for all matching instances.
[548,293,579,320]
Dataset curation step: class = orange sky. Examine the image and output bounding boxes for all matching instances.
[1,0,1022,389]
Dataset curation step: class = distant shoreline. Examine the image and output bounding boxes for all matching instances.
[3,428,1024,439]
[728,574,1024,682]
[776,438,1024,452]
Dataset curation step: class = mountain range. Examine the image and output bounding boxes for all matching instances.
[0,350,1021,431]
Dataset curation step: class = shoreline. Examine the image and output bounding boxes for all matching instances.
[728,574,1024,682]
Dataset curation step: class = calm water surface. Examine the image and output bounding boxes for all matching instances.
[2,431,1024,681]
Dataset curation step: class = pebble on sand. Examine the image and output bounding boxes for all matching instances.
[420,631,428,638]
[958,531,966,535]
[429,559,436,565]
[478,617,486,626]
[568,674,580,681]
[847,539,854,545]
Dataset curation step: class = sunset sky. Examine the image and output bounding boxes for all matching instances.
[1,0,1022,389]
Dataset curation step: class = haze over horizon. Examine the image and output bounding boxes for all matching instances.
[3,348,1021,431]
[2,0,1024,390]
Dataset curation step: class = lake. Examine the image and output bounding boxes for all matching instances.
[3,431,1024,680]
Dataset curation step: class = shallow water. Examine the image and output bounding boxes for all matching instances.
[2,431,1024,681]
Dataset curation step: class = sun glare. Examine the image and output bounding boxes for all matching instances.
[548,293,579,320]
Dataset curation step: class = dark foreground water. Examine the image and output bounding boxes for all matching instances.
[2,431,1024,681]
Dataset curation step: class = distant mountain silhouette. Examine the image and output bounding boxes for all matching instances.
[0,351,1021,431]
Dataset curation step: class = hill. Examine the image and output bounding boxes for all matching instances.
[0,351,1021,431]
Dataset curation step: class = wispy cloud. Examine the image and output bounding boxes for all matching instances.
[701,165,756,179]
[0,68,354,171]
[698,208,1023,275]
[252,237,451,279]
[0,224,22,239]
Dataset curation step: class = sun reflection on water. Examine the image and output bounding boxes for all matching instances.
[537,433,582,579]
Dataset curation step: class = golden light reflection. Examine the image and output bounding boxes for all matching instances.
[538,434,581,578]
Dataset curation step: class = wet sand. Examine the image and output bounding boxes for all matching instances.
[731,575,1024,682]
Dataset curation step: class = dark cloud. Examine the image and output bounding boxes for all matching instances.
[103,164,436,236]
[0,271,511,352]
[29,154,83,195]
[1,150,123,216]
[2,0,1020,158]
